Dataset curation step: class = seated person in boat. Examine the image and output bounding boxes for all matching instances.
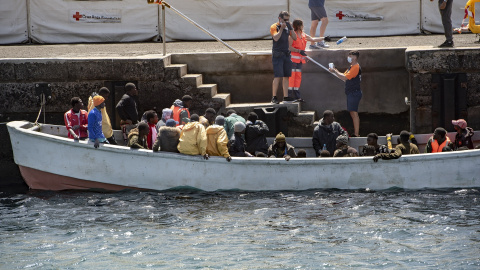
[156,108,173,129]
[87,87,117,145]
[361,133,388,156]
[144,110,159,150]
[425,127,454,153]
[170,95,192,126]
[88,96,108,148]
[153,119,181,153]
[127,122,149,149]
[177,116,209,159]
[228,122,253,157]
[224,110,246,140]
[206,116,231,162]
[297,149,307,158]
[116,82,139,136]
[64,97,88,140]
[199,108,217,128]
[333,135,359,157]
[373,130,420,162]
[313,110,347,157]
[362,145,377,156]
[452,119,475,150]
[245,112,269,156]
[319,150,331,157]
[268,132,297,161]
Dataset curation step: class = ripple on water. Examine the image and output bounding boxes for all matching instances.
[0,188,479,269]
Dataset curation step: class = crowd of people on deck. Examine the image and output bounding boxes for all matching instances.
[64,83,479,163]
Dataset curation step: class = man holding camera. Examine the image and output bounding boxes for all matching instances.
[270,11,297,104]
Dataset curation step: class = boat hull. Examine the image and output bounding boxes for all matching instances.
[7,121,480,191]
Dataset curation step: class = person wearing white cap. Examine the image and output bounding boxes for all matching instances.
[452,119,474,150]
[228,122,253,157]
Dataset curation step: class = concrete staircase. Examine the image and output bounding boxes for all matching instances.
[164,56,316,126]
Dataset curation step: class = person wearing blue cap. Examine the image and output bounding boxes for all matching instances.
[152,119,181,153]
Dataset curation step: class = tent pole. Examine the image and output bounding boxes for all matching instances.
[162,5,166,56]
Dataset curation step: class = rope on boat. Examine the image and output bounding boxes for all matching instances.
[34,93,46,126]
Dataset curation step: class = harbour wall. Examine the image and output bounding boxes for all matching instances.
[2,47,480,187]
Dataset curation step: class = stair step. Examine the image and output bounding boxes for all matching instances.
[226,102,301,116]
[212,93,231,108]
[182,74,203,87]
[165,64,187,77]
[197,84,217,97]
[294,111,316,126]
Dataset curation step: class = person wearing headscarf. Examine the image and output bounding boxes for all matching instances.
[333,134,358,157]
[452,119,474,150]
[156,108,174,130]
[88,96,108,148]
[267,132,296,161]
[228,122,253,157]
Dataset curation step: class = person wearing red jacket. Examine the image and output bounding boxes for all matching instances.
[64,97,88,140]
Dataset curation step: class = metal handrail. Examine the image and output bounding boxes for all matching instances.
[149,0,243,58]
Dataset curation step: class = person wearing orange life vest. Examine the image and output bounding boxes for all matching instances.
[425,127,454,153]
[288,19,326,102]
[170,95,192,127]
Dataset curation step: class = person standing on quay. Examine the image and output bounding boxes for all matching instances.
[430,0,454,47]
[329,50,362,137]
[309,0,329,49]
[288,19,326,102]
[270,11,297,104]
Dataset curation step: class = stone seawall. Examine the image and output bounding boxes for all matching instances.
[2,48,479,187]
[406,48,480,134]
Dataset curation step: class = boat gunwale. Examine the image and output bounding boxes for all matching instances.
[7,120,480,166]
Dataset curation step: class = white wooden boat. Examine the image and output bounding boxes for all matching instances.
[7,121,480,191]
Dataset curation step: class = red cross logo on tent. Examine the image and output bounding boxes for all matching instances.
[336,11,345,20]
[73,12,82,21]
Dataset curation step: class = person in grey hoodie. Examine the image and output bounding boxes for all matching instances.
[312,110,347,157]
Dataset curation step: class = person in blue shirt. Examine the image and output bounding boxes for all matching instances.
[88,96,108,148]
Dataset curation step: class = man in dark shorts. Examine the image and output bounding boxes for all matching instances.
[270,11,297,104]
[329,50,362,137]
[309,0,329,49]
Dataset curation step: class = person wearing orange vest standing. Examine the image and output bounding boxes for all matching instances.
[329,51,362,137]
[288,19,326,102]
[425,127,454,153]
[170,95,192,127]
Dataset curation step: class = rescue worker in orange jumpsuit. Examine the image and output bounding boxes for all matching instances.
[288,19,326,102]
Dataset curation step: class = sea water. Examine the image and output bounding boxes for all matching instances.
[1,188,479,269]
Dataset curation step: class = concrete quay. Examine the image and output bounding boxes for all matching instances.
[1,33,480,188]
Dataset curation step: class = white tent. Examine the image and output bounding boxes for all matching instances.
[0,0,470,44]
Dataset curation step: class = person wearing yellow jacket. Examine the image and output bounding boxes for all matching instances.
[177,119,209,160]
[88,87,117,145]
[206,116,232,162]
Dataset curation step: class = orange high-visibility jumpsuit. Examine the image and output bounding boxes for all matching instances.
[289,32,307,100]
